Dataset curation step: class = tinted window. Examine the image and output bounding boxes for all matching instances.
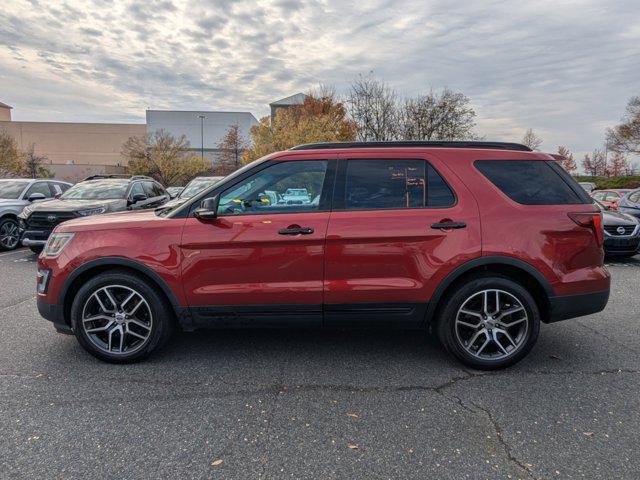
[592,192,605,201]
[152,183,165,197]
[475,160,585,205]
[129,182,145,198]
[217,160,327,215]
[427,164,455,207]
[24,182,52,199]
[142,182,157,197]
[344,159,454,210]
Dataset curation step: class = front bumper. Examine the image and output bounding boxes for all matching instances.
[21,228,53,247]
[37,298,73,334]
[603,235,640,255]
[547,290,610,323]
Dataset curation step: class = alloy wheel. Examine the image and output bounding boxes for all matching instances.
[0,220,19,249]
[81,285,153,355]
[454,289,529,360]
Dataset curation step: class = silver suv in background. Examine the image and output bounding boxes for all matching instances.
[0,178,72,250]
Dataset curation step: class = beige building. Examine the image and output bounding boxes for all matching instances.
[0,94,305,183]
[0,105,144,182]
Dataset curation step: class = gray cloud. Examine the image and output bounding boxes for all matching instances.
[0,0,638,160]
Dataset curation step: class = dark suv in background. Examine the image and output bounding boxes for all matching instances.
[20,175,168,253]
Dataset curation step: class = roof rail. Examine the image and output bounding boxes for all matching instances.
[82,174,154,181]
[289,141,532,152]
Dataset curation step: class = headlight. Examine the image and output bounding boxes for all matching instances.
[44,233,75,257]
[77,207,106,216]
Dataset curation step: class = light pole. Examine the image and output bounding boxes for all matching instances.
[198,114,206,160]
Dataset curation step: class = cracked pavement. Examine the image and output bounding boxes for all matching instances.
[0,248,639,479]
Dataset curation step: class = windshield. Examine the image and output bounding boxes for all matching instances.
[179,178,220,199]
[61,180,128,200]
[0,180,30,199]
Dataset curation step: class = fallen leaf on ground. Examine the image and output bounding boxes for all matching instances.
[347,412,359,418]
[211,460,223,466]
[583,432,594,437]
[347,443,359,450]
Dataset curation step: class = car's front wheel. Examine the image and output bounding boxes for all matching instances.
[436,274,540,370]
[71,270,174,363]
[0,218,20,251]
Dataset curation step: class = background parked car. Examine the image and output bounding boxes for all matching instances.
[0,178,72,251]
[579,181,597,192]
[157,176,224,212]
[166,186,184,198]
[590,189,632,210]
[594,200,640,257]
[616,189,640,220]
[19,175,168,253]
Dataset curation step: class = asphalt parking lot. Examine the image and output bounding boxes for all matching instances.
[1,248,639,479]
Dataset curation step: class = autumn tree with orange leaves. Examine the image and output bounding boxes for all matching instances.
[242,92,357,164]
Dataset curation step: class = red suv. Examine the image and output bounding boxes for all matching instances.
[36,141,610,369]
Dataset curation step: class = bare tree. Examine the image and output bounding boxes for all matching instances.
[606,96,640,155]
[122,129,210,186]
[521,129,543,150]
[399,88,476,140]
[347,75,399,141]
[215,124,249,175]
[608,151,630,177]
[23,144,52,178]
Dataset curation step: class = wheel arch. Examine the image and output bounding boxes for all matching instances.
[426,256,553,326]
[60,257,181,327]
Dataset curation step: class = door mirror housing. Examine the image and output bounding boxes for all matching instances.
[194,196,218,220]
[28,192,46,202]
[131,193,147,204]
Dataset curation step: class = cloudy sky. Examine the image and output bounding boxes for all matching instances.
[1,0,638,158]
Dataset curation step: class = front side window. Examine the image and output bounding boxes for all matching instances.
[61,180,129,200]
[592,192,605,201]
[475,160,586,205]
[129,183,145,198]
[217,160,328,216]
[24,182,52,199]
[343,159,455,210]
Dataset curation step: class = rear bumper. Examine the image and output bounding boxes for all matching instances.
[37,298,73,334]
[547,289,609,323]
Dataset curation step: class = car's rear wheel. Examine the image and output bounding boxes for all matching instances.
[436,274,540,370]
[0,218,20,251]
[71,271,173,363]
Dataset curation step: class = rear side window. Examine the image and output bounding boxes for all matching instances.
[475,160,588,205]
[343,159,455,210]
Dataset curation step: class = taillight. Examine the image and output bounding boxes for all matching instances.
[568,212,603,247]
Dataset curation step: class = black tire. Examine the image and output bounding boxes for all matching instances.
[0,217,20,251]
[29,245,44,254]
[71,270,174,363]
[436,274,540,370]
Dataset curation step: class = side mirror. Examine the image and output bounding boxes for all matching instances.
[194,196,218,220]
[131,193,147,204]
[28,192,46,202]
